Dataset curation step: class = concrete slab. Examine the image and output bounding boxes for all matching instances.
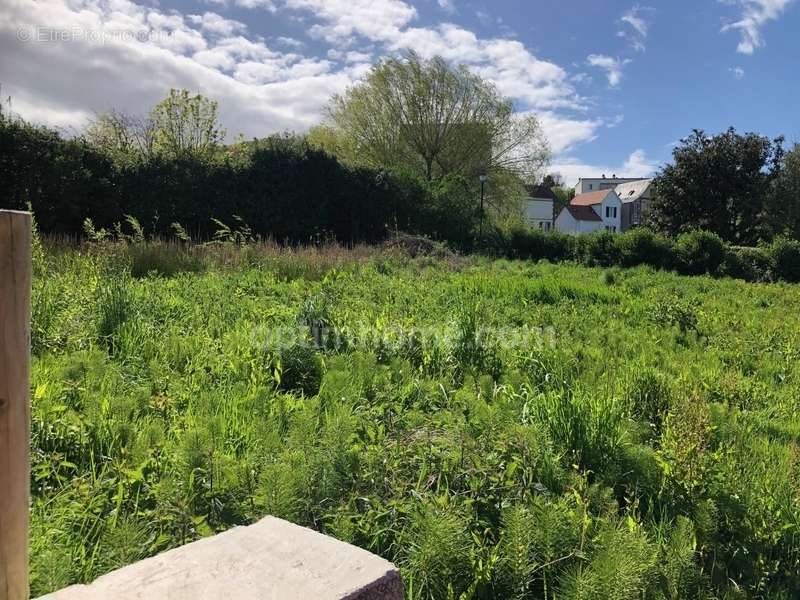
[37,516,403,600]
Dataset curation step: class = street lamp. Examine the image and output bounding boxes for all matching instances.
[478,172,487,240]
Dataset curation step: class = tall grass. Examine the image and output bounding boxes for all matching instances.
[29,240,800,599]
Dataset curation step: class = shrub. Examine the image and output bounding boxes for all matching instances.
[722,245,772,282]
[769,236,800,282]
[382,232,455,259]
[573,231,622,267]
[675,230,726,275]
[506,227,574,262]
[616,228,676,269]
[274,344,324,396]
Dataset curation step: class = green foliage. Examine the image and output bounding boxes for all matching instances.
[28,243,800,599]
[675,231,726,275]
[616,228,675,269]
[650,128,784,244]
[506,227,574,262]
[769,236,800,282]
[273,344,324,396]
[722,245,773,282]
[573,231,623,267]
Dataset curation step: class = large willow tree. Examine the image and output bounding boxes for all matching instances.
[310,52,550,186]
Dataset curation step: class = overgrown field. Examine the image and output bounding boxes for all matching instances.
[31,242,800,599]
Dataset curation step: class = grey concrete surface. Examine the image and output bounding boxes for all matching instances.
[37,516,403,600]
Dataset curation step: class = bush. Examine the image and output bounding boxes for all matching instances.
[722,246,772,282]
[275,344,324,396]
[382,232,455,259]
[616,228,675,269]
[573,231,622,267]
[675,230,726,275]
[506,227,574,262]
[769,236,800,282]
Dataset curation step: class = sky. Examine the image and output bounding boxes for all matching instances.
[1,0,798,185]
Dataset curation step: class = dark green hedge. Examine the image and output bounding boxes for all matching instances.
[496,227,799,283]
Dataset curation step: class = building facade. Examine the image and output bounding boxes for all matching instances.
[574,175,647,195]
[554,189,622,234]
[524,185,555,231]
[614,179,653,230]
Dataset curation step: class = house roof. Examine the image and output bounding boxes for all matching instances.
[571,189,613,207]
[525,185,557,201]
[614,179,652,204]
[563,204,602,222]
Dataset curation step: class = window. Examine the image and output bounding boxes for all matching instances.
[613,206,617,219]
[588,184,593,190]
[605,206,610,217]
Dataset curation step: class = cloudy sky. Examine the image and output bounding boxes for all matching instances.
[1,0,798,184]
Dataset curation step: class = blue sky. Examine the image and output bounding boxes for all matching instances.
[1,0,797,184]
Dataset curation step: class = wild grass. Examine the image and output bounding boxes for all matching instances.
[29,239,800,599]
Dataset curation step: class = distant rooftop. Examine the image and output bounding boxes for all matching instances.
[576,175,647,182]
[614,179,653,203]
[571,189,614,207]
[564,204,602,221]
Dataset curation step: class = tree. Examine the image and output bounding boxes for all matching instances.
[150,89,226,161]
[316,52,549,185]
[86,90,226,164]
[543,173,574,215]
[763,143,800,239]
[649,128,783,244]
[86,110,156,166]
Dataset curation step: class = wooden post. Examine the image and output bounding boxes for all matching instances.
[0,210,31,600]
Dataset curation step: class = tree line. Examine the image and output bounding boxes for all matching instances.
[1,55,548,249]
[1,52,799,252]
[650,128,800,244]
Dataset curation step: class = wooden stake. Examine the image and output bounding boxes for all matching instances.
[0,210,31,600]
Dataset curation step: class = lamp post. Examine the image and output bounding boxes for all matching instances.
[479,172,487,240]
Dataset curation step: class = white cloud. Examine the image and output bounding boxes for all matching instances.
[618,5,652,52]
[284,0,417,44]
[206,0,277,10]
[721,0,794,54]
[536,112,604,154]
[1,0,598,159]
[188,12,247,37]
[437,0,456,14]
[729,65,746,79]
[0,0,354,135]
[586,54,630,87]
[276,35,303,48]
[550,149,658,187]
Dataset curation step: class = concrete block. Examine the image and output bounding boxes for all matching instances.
[37,516,403,600]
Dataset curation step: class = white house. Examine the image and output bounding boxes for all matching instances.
[614,179,653,230]
[554,189,622,234]
[524,185,555,231]
[555,204,603,234]
[575,175,647,194]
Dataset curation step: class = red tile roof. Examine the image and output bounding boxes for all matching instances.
[564,204,602,221]
[571,189,612,206]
